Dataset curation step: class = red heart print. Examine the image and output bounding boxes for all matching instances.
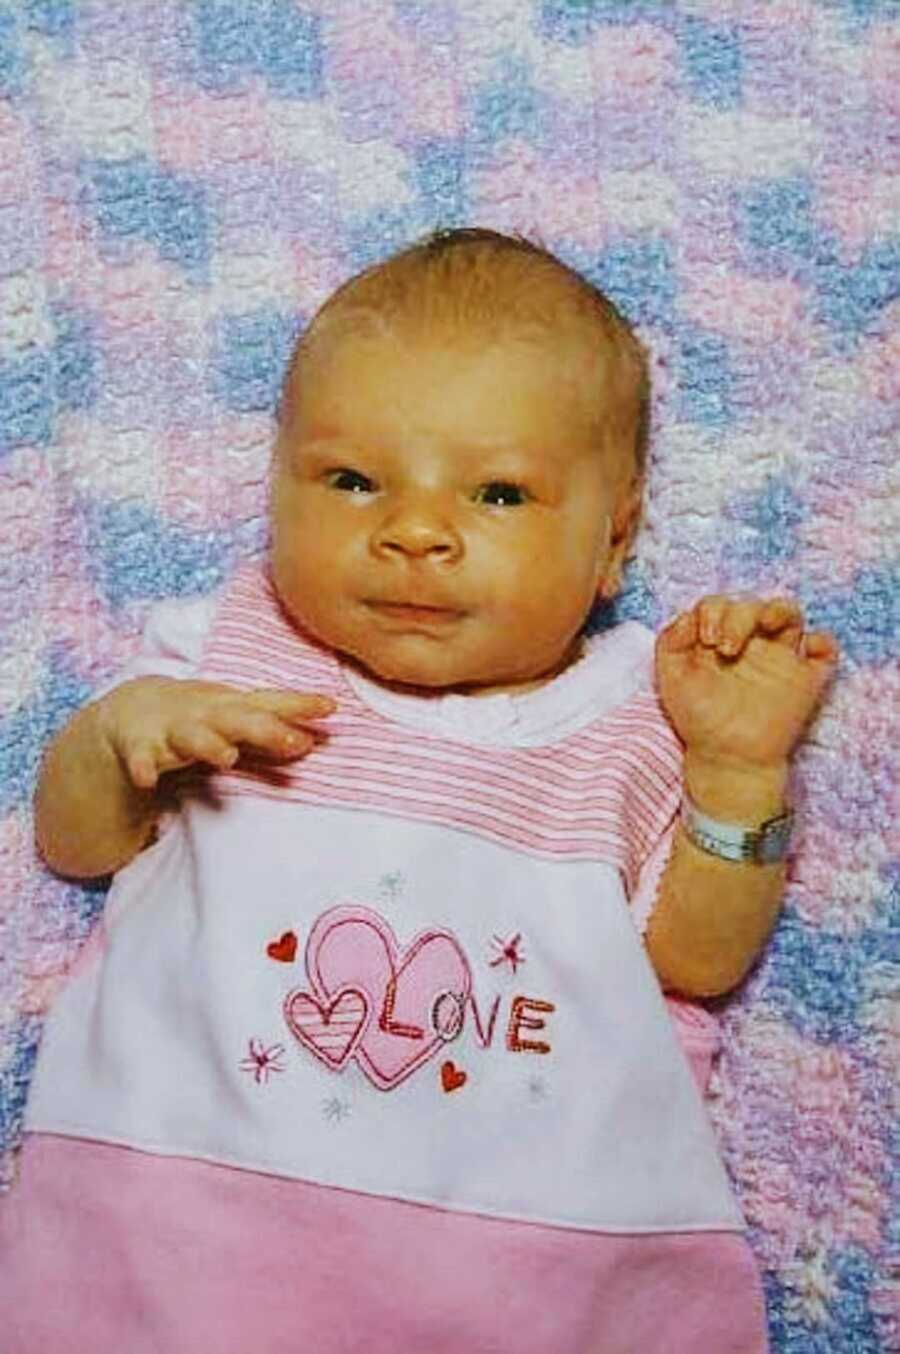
[267,931,298,963]
[441,1061,467,1093]
[284,987,370,1070]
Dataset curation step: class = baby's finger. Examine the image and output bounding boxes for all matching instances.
[168,722,240,772]
[210,705,317,757]
[800,630,840,663]
[244,690,336,723]
[123,741,165,791]
[696,595,732,647]
[657,610,698,653]
[759,597,805,647]
[717,599,764,656]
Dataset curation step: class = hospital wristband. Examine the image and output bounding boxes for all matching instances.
[680,794,794,865]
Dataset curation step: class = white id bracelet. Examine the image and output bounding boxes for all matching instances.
[680,795,794,865]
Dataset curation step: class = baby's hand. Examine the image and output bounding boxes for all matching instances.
[96,677,336,791]
[655,595,839,768]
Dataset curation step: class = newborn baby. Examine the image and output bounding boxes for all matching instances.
[5,228,838,1354]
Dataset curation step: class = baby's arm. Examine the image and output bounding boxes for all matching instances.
[35,677,335,878]
[647,596,839,999]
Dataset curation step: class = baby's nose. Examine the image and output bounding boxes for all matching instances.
[370,498,462,561]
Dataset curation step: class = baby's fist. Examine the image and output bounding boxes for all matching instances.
[655,595,839,768]
[97,677,336,790]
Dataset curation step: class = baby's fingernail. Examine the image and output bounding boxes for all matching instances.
[286,730,315,751]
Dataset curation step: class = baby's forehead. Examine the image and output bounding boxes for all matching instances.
[282,239,647,476]
[293,303,623,419]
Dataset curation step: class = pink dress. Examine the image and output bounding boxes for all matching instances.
[1,562,769,1353]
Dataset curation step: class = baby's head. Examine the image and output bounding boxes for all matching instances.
[270,228,648,695]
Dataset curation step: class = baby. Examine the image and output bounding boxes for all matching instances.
[3,229,838,1353]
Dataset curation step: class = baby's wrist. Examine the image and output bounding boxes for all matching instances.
[682,750,789,822]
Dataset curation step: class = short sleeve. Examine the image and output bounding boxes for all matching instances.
[92,594,219,701]
[628,810,680,936]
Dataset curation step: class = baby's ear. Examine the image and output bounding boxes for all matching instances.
[597,477,644,601]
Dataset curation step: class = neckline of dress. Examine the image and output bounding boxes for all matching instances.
[338,622,653,748]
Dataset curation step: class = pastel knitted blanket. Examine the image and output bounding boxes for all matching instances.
[0,3,897,1350]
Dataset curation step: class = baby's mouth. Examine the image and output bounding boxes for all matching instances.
[365,600,465,624]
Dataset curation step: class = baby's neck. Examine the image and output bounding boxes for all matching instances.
[351,636,587,700]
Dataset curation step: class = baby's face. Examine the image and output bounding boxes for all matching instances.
[271,331,636,695]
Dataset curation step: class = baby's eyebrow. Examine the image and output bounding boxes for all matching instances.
[294,439,363,465]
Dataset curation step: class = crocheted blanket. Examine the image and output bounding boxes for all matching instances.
[0,3,897,1349]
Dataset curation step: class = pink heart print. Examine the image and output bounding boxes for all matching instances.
[283,986,369,1071]
[291,904,472,1091]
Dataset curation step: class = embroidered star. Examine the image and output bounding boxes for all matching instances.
[489,931,525,974]
[322,1096,352,1124]
[240,1039,286,1085]
[378,871,406,902]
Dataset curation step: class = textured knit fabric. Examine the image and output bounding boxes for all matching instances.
[2,6,896,1349]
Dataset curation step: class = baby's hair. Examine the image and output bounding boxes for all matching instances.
[281,227,649,480]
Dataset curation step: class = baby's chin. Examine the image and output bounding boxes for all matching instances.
[338,641,558,698]
[341,645,485,695]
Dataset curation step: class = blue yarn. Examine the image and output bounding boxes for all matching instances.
[583,563,662,636]
[0,1018,42,1152]
[0,7,25,98]
[821,0,900,26]
[192,0,323,99]
[55,877,110,932]
[211,307,297,414]
[87,158,211,274]
[148,174,211,272]
[85,500,235,609]
[887,1114,900,1252]
[742,180,899,342]
[412,141,466,224]
[23,0,75,39]
[609,565,662,630]
[765,1248,882,1352]
[827,1250,882,1353]
[538,0,670,45]
[816,236,900,348]
[676,325,734,426]
[802,564,900,666]
[471,60,541,147]
[0,646,93,814]
[679,16,742,109]
[0,350,54,453]
[764,921,861,1042]
[762,909,893,1044]
[51,306,99,413]
[723,476,805,568]
[740,177,818,275]
[0,311,98,455]
[581,237,677,329]
[345,205,433,272]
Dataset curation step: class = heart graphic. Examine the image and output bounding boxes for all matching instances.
[441,1061,467,1093]
[283,986,369,1070]
[267,930,298,963]
[306,905,472,1091]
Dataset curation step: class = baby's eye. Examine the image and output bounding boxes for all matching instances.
[326,468,376,494]
[476,481,528,507]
